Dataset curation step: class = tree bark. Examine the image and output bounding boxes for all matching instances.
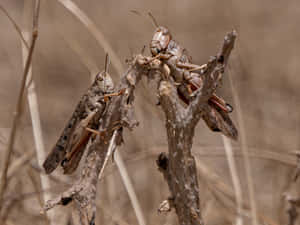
[156,31,237,225]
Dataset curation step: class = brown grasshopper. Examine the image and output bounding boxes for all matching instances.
[43,55,123,174]
[148,14,238,140]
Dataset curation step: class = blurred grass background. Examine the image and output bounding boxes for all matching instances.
[0,0,299,224]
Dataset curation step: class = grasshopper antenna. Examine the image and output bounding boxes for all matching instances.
[130,10,142,17]
[104,53,110,76]
[130,10,158,28]
[147,12,159,28]
[103,53,110,91]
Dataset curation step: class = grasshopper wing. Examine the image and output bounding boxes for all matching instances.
[61,110,99,174]
[43,98,88,174]
[202,103,238,141]
[61,130,92,174]
[43,64,114,174]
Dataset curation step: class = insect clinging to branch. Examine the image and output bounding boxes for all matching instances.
[146,13,238,140]
[43,54,124,174]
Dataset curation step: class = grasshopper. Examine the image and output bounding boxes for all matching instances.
[43,55,123,174]
[148,14,238,140]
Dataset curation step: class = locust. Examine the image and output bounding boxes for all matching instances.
[43,55,123,174]
[148,14,238,140]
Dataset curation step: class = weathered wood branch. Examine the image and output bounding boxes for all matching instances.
[188,31,237,127]
[156,31,236,225]
[156,88,204,225]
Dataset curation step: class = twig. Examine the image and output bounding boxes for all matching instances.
[21,1,59,224]
[228,64,259,225]
[114,150,147,225]
[188,31,237,124]
[11,149,72,185]
[98,130,118,180]
[28,169,50,225]
[0,4,29,49]
[7,150,35,179]
[222,135,244,225]
[0,0,41,209]
[0,180,22,223]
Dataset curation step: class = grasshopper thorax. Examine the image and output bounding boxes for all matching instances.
[150,26,171,56]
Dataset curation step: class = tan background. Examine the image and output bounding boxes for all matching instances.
[0,0,299,224]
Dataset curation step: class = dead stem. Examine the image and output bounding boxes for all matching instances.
[0,4,29,49]
[0,0,41,210]
[228,64,259,225]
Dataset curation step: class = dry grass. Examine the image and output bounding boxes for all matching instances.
[0,0,299,225]
[0,0,41,211]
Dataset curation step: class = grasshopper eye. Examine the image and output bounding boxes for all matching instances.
[96,73,104,81]
[151,47,160,56]
[154,48,160,54]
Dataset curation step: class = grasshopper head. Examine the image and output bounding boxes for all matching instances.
[95,71,114,93]
[150,26,171,56]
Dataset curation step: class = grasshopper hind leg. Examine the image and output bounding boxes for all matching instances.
[202,104,238,141]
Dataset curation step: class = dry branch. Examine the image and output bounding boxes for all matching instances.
[155,31,236,225]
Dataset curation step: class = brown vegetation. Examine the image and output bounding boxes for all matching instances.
[0,1,300,225]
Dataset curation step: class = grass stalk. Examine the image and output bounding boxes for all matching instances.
[0,0,41,210]
[222,135,244,225]
[0,4,29,49]
[114,150,147,225]
[228,64,259,225]
[21,1,60,224]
